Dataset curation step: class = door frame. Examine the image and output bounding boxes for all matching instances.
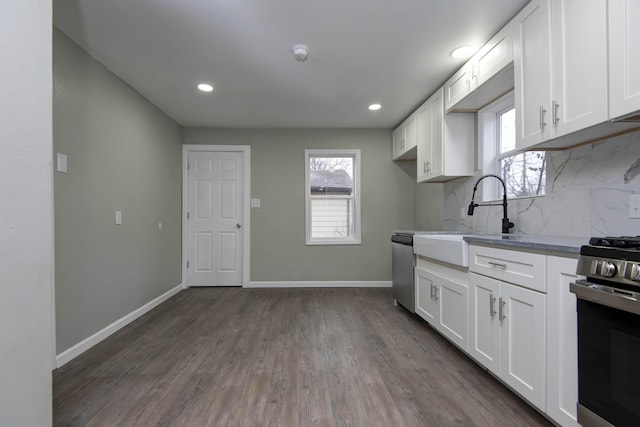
[182,145,251,288]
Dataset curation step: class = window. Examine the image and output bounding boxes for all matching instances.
[305,149,361,245]
[479,93,545,201]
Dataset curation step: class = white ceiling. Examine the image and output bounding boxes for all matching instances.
[53,0,529,129]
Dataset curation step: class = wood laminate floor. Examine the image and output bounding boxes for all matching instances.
[54,287,552,426]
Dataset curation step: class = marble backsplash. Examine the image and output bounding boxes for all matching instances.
[441,131,640,238]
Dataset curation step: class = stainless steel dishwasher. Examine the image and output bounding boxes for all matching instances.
[392,232,414,312]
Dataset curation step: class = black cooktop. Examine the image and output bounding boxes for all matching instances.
[582,236,640,262]
[588,236,640,249]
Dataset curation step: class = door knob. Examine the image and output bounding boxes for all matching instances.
[235,224,242,229]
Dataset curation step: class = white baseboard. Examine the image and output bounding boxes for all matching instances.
[246,281,392,288]
[55,284,183,368]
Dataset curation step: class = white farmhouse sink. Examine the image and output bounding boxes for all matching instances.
[413,234,469,267]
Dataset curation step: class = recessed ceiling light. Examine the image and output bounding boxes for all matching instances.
[450,45,474,59]
[368,103,382,111]
[197,83,214,92]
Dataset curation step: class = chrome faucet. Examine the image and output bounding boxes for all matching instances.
[467,174,515,234]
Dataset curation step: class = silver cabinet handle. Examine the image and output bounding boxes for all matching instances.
[489,294,497,317]
[488,261,507,269]
[499,297,506,321]
[430,283,434,299]
[552,101,560,126]
[539,106,547,129]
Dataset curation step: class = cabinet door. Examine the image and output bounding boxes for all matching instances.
[415,267,438,323]
[546,257,580,427]
[404,114,417,153]
[500,283,546,409]
[444,64,473,112]
[428,88,444,178]
[436,273,469,352]
[609,0,640,119]
[514,0,552,150]
[469,273,501,375]
[392,126,404,159]
[416,101,432,182]
[551,0,608,137]
[474,21,514,88]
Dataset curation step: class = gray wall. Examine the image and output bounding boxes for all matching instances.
[184,128,416,282]
[0,0,53,424]
[53,30,183,354]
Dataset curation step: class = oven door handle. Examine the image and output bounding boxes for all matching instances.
[570,279,640,316]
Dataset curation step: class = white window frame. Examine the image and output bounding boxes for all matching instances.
[305,149,361,245]
[478,92,545,202]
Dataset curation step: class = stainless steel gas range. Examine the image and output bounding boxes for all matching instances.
[570,236,640,427]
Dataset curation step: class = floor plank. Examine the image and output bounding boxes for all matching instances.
[53,287,552,426]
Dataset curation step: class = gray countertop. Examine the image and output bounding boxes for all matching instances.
[399,230,589,254]
[462,234,589,254]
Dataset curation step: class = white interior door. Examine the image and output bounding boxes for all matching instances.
[187,151,243,286]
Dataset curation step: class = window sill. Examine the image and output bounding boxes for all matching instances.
[306,239,362,246]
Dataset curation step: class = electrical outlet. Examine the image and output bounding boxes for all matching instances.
[630,195,640,219]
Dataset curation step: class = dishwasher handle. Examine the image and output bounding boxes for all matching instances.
[391,234,413,246]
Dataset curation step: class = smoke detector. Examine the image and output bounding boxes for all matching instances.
[292,44,309,62]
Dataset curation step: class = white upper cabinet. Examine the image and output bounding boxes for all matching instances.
[609,0,640,120]
[417,88,474,183]
[515,0,639,150]
[392,113,417,160]
[445,23,514,112]
[513,0,553,149]
[551,0,608,138]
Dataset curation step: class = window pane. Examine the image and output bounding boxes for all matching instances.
[499,108,516,154]
[311,198,353,238]
[500,151,546,198]
[309,156,353,195]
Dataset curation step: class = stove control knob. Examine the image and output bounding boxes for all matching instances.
[629,263,640,282]
[600,261,617,278]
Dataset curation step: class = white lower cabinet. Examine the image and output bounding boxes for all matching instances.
[419,245,580,424]
[545,256,580,427]
[415,262,469,352]
[470,272,546,410]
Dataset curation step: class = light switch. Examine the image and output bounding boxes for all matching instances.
[56,153,68,173]
[115,210,122,225]
[251,198,261,208]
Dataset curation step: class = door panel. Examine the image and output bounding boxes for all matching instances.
[415,268,438,323]
[187,151,243,286]
[438,275,469,352]
[470,273,501,375]
[500,283,546,409]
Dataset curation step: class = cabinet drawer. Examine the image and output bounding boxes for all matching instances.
[469,245,546,292]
